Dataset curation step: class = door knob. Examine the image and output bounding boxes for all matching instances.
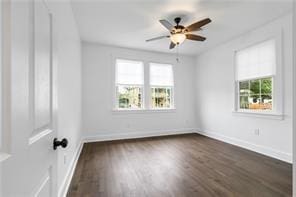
[53,138,68,150]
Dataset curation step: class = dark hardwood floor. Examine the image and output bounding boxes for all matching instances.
[67,134,292,197]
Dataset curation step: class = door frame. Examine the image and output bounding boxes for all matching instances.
[293,0,296,196]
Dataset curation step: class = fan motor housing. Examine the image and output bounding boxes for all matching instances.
[171,25,185,34]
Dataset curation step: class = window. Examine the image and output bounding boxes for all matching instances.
[115,59,144,110]
[150,63,174,109]
[235,39,276,111]
[114,59,175,111]
[239,78,272,110]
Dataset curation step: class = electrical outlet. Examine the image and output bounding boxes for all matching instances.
[254,129,260,136]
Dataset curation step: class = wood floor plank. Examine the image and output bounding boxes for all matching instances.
[67,134,292,197]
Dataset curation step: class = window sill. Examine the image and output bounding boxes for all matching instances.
[0,152,11,163]
[232,110,284,120]
[112,108,176,114]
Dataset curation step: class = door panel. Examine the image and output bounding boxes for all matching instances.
[1,0,58,196]
[33,0,51,136]
[30,168,52,197]
[28,0,56,196]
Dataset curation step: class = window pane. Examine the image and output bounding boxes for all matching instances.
[117,86,142,109]
[239,81,249,95]
[239,77,273,111]
[249,95,272,110]
[248,95,261,110]
[261,94,272,110]
[240,96,249,109]
[250,79,260,95]
[151,87,172,108]
[261,77,272,94]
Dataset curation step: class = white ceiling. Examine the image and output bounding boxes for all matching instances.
[71,0,292,56]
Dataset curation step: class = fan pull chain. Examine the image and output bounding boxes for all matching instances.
[176,44,180,63]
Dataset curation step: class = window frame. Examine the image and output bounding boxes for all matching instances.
[114,58,145,111]
[112,57,176,112]
[115,84,144,110]
[150,85,174,109]
[0,1,11,162]
[236,76,274,113]
[149,62,175,109]
[233,32,283,118]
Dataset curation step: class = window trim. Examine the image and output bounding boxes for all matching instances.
[149,62,175,109]
[112,57,176,112]
[0,1,11,162]
[114,58,145,110]
[233,31,283,118]
[236,76,274,113]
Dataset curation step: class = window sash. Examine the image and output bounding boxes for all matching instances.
[237,77,273,111]
[150,86,174,109]
[115,84,144,110]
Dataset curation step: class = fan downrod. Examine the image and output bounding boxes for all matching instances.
[174,17,181,26]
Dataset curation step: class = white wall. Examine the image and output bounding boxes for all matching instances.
[47,1,82,196]
[195,14,293,163]
[292,1,296,195]
[82,43,197,140]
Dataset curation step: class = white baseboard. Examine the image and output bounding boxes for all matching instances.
[195,129,292,163]
[83,128,196,143]
[58,139,84,197]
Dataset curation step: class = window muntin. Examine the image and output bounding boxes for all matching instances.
[115,59,144,110]
[150,63,174,109]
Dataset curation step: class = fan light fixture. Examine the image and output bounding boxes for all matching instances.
[146,17,211,50]
[170,33,186,45]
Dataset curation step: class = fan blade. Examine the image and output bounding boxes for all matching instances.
[146,35,169,42]
[186,18,211,32]
[169,42,176,49]
[159,19,174,31]
[186,34,206,41]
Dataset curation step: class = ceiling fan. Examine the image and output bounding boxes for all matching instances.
[146,17,211,49]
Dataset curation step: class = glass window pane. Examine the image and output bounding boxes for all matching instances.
[239,81,249,95]
[247,94,272,110]
[261,94,272,110]
[117,86,142,109]
[239,78,272,111]
[250,79,260,95]
[248,95,261,110]
[261,77,272,94]
[239,96,249,109]
[151,87,172,108]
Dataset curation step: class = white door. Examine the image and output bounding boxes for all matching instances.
[1,0,61,196]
